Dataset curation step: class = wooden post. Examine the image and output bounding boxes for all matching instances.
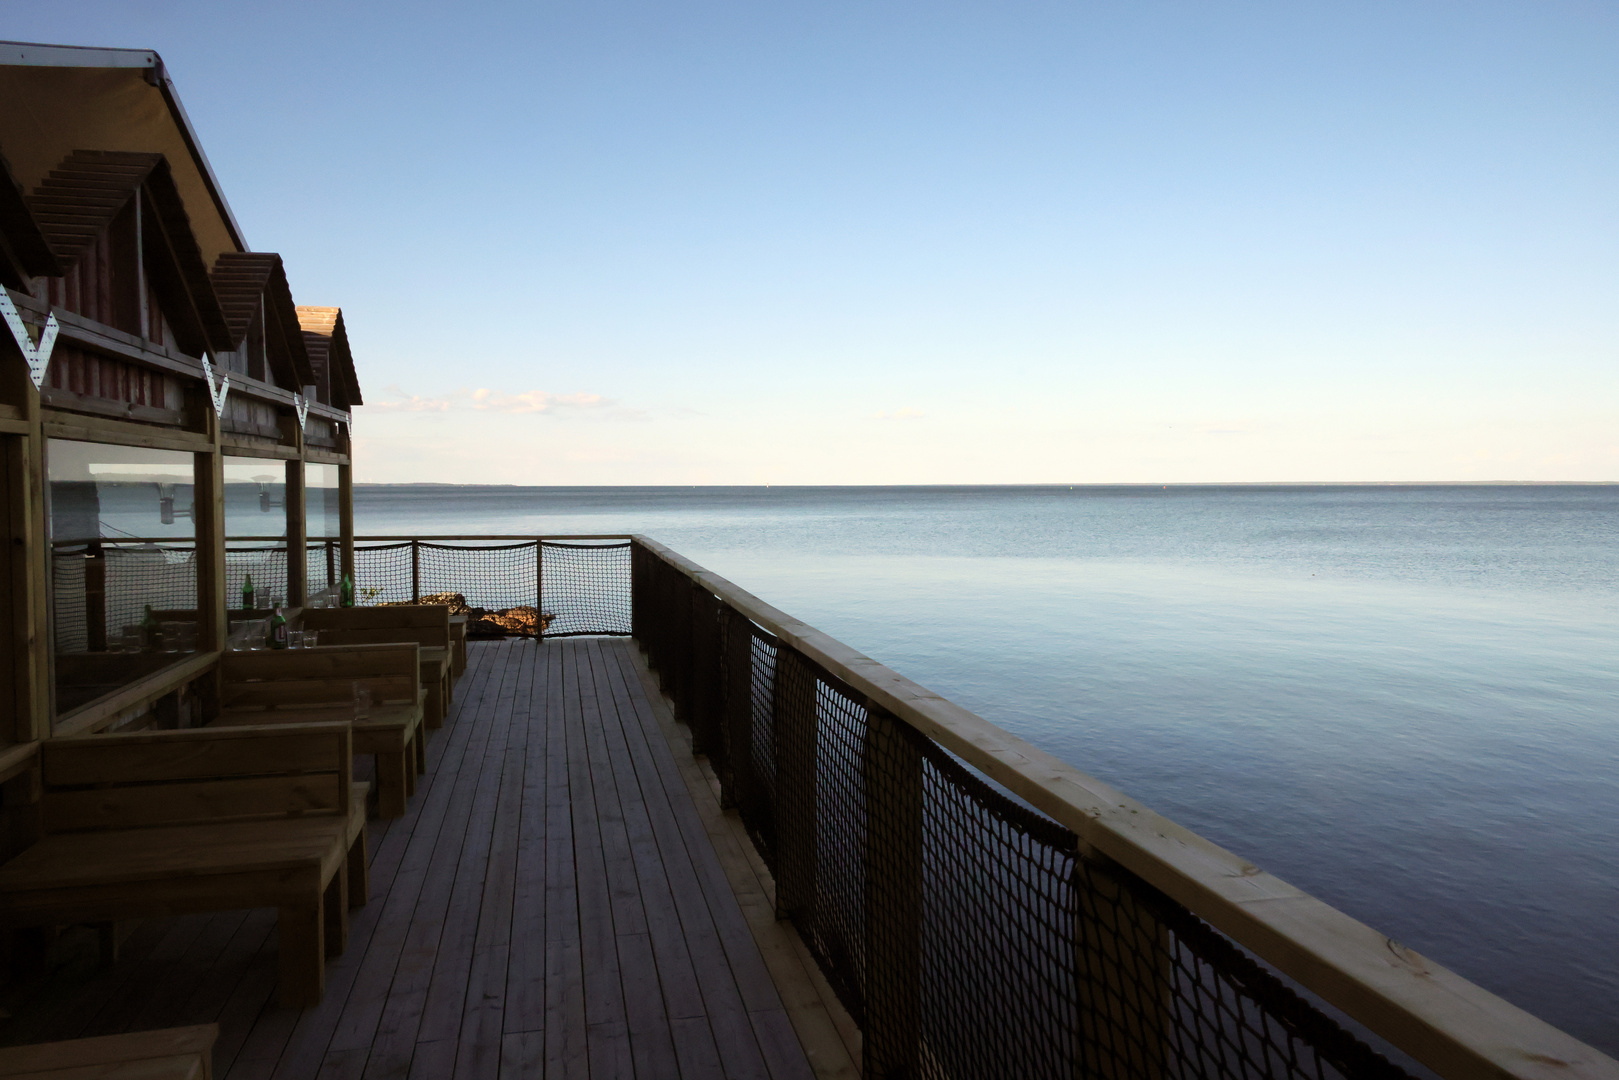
[1074,858,1172,1080]
[772,648,816,921]
[721,605,754,810]
[410,539,420,603]
[285,458,307,605]
[535,540,544,639]
[194,443,226,654]
[20,391,50,737]
[0,433,43,743]
[338,461,354,586]
[863,704,923,1079]
[688,583,720,759]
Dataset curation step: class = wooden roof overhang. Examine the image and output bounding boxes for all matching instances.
[210,252,317,390]
[295,306,362,410]
[28,149,235,358]
[0,43,246,265]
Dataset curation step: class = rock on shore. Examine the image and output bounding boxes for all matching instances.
[384,591,555,638]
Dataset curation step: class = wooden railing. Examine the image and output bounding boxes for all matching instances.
[629,534,1617,1080]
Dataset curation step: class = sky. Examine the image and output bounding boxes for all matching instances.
[7,0,1618,484]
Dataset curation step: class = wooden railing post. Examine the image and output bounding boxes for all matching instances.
[1075,860,1171,1080]
[721,605,753,810]
[864,703,923,1079]
[688,582,721,761]
[410,539,420,603]
[772,649,816,921]
[535,539,544,639]
[629,542,641,643]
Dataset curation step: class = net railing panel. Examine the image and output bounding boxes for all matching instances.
[226,543,289,608]
[348,538,631,638]
[634,541,1414,1080]
[541,541,632,636]
[51,543,199,653]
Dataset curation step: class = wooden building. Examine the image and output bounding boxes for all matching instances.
[0,41,359,746]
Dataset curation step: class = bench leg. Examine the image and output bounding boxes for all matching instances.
[376,750,408,818]
[277,904,325,1008]
[95,920,134,967]
[425,679,445,730]
[324,867,349,958]
[404,743,418,798]
[415,727,427,774]
[348,826,370,909]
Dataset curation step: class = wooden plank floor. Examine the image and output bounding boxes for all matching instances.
[0,639,816,1080]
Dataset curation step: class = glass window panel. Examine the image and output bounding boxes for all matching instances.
[304,463,343,601]
[47,440,199,719]
[224,456,288,611]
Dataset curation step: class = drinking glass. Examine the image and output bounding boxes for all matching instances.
[352,682,371,719]
[289,630,304,649]
[304,630,319,648]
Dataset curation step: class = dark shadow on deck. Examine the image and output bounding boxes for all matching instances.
[0,639,815,1080]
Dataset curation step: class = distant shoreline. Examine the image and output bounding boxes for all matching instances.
[353,480,1617,488]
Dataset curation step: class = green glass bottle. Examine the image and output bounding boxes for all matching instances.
[241,572,255,611]
[140,603,159,650]
[269,606,288,649]
[340,572,354,608]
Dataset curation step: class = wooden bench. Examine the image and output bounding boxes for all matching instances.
[217,644,425,819]
[0,725,367,1008]
[302,607,454,729]
[0,1023,217,1078]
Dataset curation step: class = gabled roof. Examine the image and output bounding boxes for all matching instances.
[27,149,233,356]
[0,149,59,287]
[297,306,363,408]
[211,252,317,390]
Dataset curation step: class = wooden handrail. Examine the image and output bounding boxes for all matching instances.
[630,533,1618,1080]
[53,651,219,739]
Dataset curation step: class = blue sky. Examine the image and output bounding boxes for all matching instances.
[9,1,1618,483]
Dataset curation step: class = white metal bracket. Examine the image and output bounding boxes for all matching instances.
[293,392,310,430]
[200,353,230,417]
[0,289,59,390]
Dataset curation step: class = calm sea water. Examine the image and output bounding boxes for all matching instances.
[357,484,1619,1054]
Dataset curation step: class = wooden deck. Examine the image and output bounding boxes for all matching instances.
[0,638,819,1080]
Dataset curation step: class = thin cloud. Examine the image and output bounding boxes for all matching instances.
[371,387,614,415]
[873,407,925,421]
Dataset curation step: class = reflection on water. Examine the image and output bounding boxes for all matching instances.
[357,484,1619,1052]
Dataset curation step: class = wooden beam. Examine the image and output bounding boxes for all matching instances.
[630,536,1619,1080]
[286,457,307,605]
[302,448,349,465]
[194,435,226,658]
[39,387,184,428]
[42,411,212,454]
[338,462,354,584]
[220,434,299,460]
[11,394,48,742]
